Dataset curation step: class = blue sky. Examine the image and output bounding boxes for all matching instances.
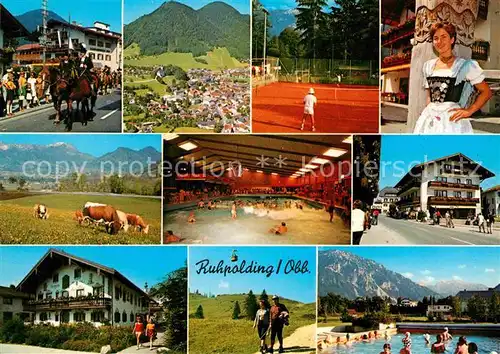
[320,247,500,288]
[6,0,121,32]
[260,0,337,11]
[189,247,316,303]
[0,134,161,157]
[0,246,187,289]
[378,135,500,190]
[125,0,250,24]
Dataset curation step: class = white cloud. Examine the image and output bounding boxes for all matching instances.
[420,276,436,285]
[485,268,496,273]
[458,264,467,269]
[421,270,432,275]
[402,272,414,279]
[218,280,229,289]
[452,275,462,281]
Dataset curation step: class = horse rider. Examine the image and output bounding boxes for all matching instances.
[77,43,94,79]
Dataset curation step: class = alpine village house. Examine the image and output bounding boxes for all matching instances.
[1,249,157,326]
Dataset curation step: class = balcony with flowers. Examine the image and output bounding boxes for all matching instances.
[381,17,416,47]
[382,51,411,68]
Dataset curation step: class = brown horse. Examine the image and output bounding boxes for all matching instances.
[48,67,98,130]
[99,70,113,94]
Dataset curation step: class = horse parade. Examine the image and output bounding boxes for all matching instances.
[0,44,122,132]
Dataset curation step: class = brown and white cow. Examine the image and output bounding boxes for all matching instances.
[115,210,130,232]
[33,204,49,219]
[82,205,122,235]
[126,214,150,234]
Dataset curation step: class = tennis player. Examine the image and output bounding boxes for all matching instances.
[301,88,317,132]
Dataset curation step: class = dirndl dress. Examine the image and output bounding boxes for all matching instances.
[413,58,485,134]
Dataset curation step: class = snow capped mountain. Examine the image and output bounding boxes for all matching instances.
[318,250,439,301]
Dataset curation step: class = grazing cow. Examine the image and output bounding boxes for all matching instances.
[115,210,130,232]
[84,202,108,208]
[126,214,150,234]
[74,210,84,224]
[83,205,121,235]
[33,204,49,219]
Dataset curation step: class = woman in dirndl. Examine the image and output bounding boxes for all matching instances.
[413,22,493,134]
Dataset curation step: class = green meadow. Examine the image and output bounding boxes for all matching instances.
[189,293,316,354]
[0,193,161,244]
[124,44,246,71]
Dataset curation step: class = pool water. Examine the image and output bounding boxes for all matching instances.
[321,333,500,354]
[164,196,350,244]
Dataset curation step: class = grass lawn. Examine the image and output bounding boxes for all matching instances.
[172,127,215,133]
[126,79,172,96]
[124,46,246,71]
[0,193,161,244]
[189,293,315,354]
[317,316,349,328]
[124,113,147,122]
[124,43,141,58]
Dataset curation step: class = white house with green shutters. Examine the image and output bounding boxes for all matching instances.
[16,249,156,326]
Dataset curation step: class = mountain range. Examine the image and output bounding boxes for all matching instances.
[0,142,161,176]
[16,9,68,33]
[268,9,297,36]
[318,250,440,301]
[426,280,489,297]
[124,1,250,58]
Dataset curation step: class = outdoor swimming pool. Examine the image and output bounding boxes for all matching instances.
[164,196,350,244]
[321,333,500,354]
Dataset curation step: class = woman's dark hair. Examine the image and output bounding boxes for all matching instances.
[436,334,442,342]
[467,342,478,353]
[383,343,391,349]
[458,336,467,346]
[353,200,363,209]
[281,222,286,226]
[430,22,457,49]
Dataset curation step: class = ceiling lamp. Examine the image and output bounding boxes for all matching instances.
[178,141,198,151]
[163,133,179,141]
[322,148,347,158]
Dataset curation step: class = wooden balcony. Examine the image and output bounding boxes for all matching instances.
[24,297,112,311]
[397,180,421,195]
[428,181,480,190]
[428,196,479,206]
[382,55,411,68]
[381,18,416,47]
[15,53,43,62]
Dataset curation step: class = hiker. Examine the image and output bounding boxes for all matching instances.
[253,300,270,354]
[269,295,289,353]
[486,213,494,234]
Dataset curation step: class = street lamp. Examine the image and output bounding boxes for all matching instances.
[262,7,269,83]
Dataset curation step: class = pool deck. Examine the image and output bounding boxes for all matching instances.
[164,194,347,212]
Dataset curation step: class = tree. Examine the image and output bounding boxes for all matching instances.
[278,28,303,58]
[108,174,124,194]
[450,296,462,317]
[252,0,272,59]
[17,178,27,190]
[194,305,204,319]
[489,292,500,323]
[244,290,258,320]
[0,183,4,191]
[467,295,488,322]
[296,0,327,59]
[232,301,241,320]
[149,266,187,349]
[8,177,16,184]
[259,290,270,309]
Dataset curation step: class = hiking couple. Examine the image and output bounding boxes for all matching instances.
[253,295,289,354]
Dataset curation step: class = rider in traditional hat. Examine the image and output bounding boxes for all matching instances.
[77,43,95,89]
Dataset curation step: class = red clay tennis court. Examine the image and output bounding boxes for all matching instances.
[252,82,379,133]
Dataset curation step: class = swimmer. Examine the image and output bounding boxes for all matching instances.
[384,331,391,341]
[400,332,411,354]
[269,222,287,235]
[231,202,237,219]
[442,327,453,342]
[455,336,468,354]
[188,211,196,223]
[380,343,391,354]
[424,333,430,344]
[163,230,183,244]
[197,201,205,209]
[431,334,445,353]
